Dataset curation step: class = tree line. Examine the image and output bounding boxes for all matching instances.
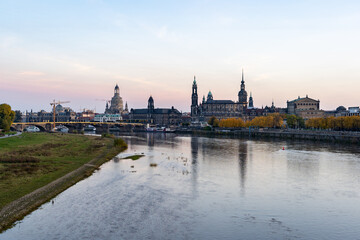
[208,114,360,131]
[306,116,360,131]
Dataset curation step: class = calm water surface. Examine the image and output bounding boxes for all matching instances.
[2,134,360,240]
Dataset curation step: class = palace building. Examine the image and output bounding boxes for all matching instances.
[191,70,250,122]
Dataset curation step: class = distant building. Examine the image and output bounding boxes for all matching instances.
[105,84,124,114]
[287,95,324,119]
[94,114,122,122]
[78,110,95,122]
[191,70,249,122]
[24,106,76,122]
[129,96,181,126]
[347,107,360,116]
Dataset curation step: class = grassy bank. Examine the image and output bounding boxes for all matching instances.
[0,132,126,231]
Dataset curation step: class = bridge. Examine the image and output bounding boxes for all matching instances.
[12,122,145,132]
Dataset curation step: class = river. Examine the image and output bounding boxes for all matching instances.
[1,134,360,240]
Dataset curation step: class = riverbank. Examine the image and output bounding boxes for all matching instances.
[175,128,360,144]
[0,133,127,232]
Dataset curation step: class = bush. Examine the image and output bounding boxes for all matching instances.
[114,138,128,150]
[102,133,115,138]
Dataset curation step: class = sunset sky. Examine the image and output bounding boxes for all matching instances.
[1,0,359,112]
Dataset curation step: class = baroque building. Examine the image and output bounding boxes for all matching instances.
[129,96,182,126]
[105,84,124,114]
[191,70,249,122]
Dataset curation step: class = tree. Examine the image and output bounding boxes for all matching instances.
[0,103,15,132]
[208,116,219,127]
[286,115,297,128]
[286,115,305,129]
[14,110,22,123]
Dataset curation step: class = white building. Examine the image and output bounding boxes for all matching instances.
[94,114,122,122]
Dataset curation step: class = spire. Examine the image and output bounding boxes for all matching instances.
[193,75,196,84]
[241,68,244,84]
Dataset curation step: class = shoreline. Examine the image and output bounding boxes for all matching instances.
[0,140,125,233]
[174,129,360,144]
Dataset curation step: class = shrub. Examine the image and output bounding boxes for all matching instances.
[114,138,128,150]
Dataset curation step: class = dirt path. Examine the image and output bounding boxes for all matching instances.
[0,132,22,139]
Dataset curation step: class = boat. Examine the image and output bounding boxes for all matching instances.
[54,125,69,133]
[145,124,175,133]
[84,125,96,131]
[25,126,40,132]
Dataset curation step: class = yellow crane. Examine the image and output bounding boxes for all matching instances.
[50,100,70,130]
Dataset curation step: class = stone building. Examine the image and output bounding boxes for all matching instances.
[105,84,124,114]
[191,70,249,122]
[129,96,182,126]
[287,95,324,119]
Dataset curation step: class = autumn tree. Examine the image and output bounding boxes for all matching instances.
[0,103,15,132]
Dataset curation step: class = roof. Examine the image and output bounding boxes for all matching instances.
[288,96,319,103]
[131,108,181,114]
[205,100,235,104]
[131,109,148,114]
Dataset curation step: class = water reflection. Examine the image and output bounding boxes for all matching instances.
[191,137,199,198]
[238,140,248,193]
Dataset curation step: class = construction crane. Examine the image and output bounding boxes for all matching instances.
[50,100,70,130]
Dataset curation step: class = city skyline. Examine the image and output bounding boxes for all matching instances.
[1,0,360,112]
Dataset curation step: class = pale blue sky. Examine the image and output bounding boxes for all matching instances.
[1,0,359,112]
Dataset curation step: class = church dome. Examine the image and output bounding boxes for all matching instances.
[336,106,346,112]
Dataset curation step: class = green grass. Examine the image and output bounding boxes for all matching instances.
[0,132,116,209]
[123,154,144,161]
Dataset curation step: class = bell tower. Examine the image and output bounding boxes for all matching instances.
[238,69,248,108]
[191,76,198,117]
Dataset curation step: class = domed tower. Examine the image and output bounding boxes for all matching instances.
[238,69,248,108]
[106,84,124,114]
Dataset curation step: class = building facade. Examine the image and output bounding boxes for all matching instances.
[287,95,324,119]
[129,96,182,126]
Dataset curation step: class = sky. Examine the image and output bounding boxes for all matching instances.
[1,0,360,113]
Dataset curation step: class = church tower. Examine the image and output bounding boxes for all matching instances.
[249,92,254,108]
[238,69,248,108]
[191,76,198,117]
[148,95,154,113]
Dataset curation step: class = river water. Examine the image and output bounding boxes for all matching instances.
[2,134,360,240]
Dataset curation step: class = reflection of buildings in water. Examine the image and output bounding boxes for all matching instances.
[190,136,199,198]
[238,140,248,192]
[146,133,155,148]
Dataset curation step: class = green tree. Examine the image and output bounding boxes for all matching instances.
[286,115,297,128]
[0,104,15,132]
[14,110,22,122]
